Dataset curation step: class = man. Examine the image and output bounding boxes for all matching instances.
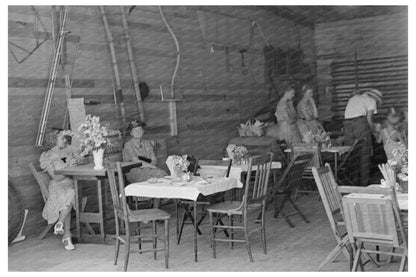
[343,88,382,186]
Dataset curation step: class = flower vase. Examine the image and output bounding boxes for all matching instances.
[182,172,191,182]
[92,148,105,170]
[171,166,183,182]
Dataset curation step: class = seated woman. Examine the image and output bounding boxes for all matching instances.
[274,84,302,146]
[296,83,325,141]
[123,120,167,182]
[39,130,81,251]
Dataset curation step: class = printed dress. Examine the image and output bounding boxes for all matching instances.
[382,129,406,160]
[123,138,167,183]
[39,146,77,224]
[274,99,302,146]
[296,98,324,140]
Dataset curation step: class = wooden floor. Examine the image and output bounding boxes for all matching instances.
[8,194,406,271]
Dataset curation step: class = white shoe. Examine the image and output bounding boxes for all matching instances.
[62,237,75,251]
[54,222,64,235]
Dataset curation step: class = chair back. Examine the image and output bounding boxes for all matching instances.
[312,164,344,238]
[342,193,402,247]
[242,153,273,207]
[338,138,365,175]
[291,143,322,168]
[272,154,314,197]
[196,159,232,178]
[107,162,141,220]
[29,163,51,202]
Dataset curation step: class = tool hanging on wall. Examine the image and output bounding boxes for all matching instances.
[239,49,248,75]
[35,6,69,147]
[158,6,181,136]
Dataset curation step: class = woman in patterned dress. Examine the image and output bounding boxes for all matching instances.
[274,85,302,146]
[296,84,325,140]
[39,131,81,251]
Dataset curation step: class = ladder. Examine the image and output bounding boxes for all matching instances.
[99,6,145,131]
[35,6,69,146]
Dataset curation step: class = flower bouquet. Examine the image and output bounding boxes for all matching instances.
[76,115,121,169]
[388,147,408,192]
[231,145,248,164]
[166,155,190,181]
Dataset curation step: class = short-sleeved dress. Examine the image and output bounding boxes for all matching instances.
[39,146,77,224]
[296,98,324,139]
[381,129,406,160]
[274,99,302,146]
[123,138,167,182]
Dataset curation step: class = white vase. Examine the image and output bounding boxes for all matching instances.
[92,148,105,170]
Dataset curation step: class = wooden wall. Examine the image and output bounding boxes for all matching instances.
[8,5,315,237]
[314,12,408,123]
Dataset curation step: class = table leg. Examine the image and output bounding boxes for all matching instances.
[194,201,198,262]
[97,180,105,242]
[74,180,81,238]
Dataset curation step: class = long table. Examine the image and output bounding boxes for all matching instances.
[124,176,243,262]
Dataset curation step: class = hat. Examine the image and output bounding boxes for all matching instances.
[127,120,146,132]
[364,89,383,103]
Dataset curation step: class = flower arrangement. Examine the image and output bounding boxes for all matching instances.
[170,155,191,172]
[232,145,248,160]
[76,115,121,156]
[388,147,408,182]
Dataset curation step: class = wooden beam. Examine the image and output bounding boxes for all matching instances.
[257,6,315,28]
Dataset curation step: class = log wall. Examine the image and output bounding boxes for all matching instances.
[314,12,408,123]
[8,6,315,237]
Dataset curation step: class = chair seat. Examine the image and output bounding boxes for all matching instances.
[207,201,243,214]
[128,208,171,222]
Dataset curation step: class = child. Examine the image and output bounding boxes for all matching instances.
[377,108,406,160]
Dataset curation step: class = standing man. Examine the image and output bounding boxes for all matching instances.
[343,89,382,186]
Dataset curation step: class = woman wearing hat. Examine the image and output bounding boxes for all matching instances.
[123,120,167,185]
[343,88,382,186]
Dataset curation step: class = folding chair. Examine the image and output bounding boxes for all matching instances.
[342,188,408,271]
[267,154,313,228]
[312,164,353,270]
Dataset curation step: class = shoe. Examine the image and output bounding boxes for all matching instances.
[62,237,75,251]
[54,222,64,235]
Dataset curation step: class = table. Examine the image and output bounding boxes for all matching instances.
[344,192,408,210]
[55,162,138,243]
[285,146,351,179]
[124,176,243,262]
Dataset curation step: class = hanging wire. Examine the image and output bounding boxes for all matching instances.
[9,6,49,64]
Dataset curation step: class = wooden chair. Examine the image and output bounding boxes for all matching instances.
[268,154,313,228]
[336,139,366,186]
[176,159,232,244]
[291,143,322,195]
[312,164,353,270]
[207,153,273,262]
[342,188,408,271]
[107,162,171,271]
[29,163,90,239]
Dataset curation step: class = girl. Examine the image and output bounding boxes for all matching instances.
[377,108,406,160]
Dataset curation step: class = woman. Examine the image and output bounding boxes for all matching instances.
[39,131,80,251]
[296,84,325,141]
[123,120,167,183]
[274,85,302,146]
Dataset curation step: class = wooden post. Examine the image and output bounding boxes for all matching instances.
[354,49,358,90]
[99,6,126,130]
[62,74,72,130]
[120,6,145,122]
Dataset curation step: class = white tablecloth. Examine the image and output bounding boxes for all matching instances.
[200,162,281,181]
[344,193,408,210]
[125,176,243,201]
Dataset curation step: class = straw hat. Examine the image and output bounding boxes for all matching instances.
[364,89,383,103]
